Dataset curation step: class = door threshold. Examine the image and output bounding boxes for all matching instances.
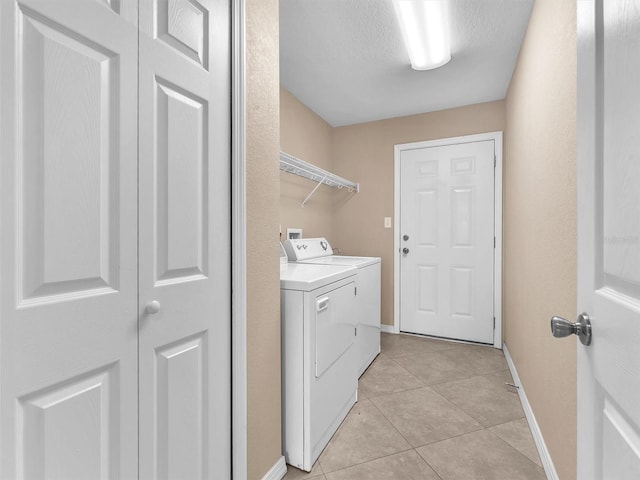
[397,331,495,348]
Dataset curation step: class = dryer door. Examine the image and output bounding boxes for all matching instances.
[315,281,357,378]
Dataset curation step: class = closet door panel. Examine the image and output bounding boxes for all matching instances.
[155,334,208,479]
[154,77,208,282]
[0,0,139,478]
[138,0,231,478]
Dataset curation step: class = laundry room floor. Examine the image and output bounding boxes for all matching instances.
[284,332,546,480]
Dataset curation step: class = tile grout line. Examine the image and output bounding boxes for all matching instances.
[387,353,511,387]
[413,427,544,479]
[428,371,526,428]
[411,446,446,480]
[320,446,415,476]
[367,366,525,438]
[323,447,444,480]
[366,389,415,447]
[308,337,538,480]
[364,383,474,480]
[317,397,412,475]
[488,419,545,469]
[356,367,458,479]
[483,428,548,472]
[374,343,519,429]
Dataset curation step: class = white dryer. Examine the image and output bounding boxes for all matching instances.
[280,262,358,471]
[284,238,381,377]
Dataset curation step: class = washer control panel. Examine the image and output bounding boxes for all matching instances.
[284,238,333,261]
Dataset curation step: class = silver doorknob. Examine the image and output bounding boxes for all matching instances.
[145,300,161,314]
[402,247,409,254]
[550,313,592,346]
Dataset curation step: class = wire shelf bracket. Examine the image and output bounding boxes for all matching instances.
[279,151,359,207]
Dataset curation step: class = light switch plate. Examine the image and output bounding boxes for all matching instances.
[384,217,392,228]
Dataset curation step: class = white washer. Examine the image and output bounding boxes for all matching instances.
[280,262,358,472]
[284,238,381,377]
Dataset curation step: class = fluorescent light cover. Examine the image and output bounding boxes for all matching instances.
[393,0,451,70]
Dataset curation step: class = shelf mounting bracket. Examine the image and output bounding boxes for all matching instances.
[301,176,327,207]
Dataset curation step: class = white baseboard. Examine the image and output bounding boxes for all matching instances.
[503,343,558,480]
[380,324,397,334]
[262,455,287,480]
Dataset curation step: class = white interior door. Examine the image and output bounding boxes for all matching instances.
[0,0,139,478]
[577,1,640,478]
[0,0,231,476]
[138,0,231,478]
[398,139,496,344]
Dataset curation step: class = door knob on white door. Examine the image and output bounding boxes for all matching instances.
[145,300,161,314]
[402,247,409,254]
[550,313,592,346]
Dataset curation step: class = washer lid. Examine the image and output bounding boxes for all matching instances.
[283,237,333,261]
[280,263,356,291]
[297,255,381,268]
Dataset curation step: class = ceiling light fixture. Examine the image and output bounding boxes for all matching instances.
[392,0,451,71]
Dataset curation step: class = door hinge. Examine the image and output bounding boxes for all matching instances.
[494,236,496,248]
[494,155,496,168]
[354,286,357,296]
[493,317,496,330]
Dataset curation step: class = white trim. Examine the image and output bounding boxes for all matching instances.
[380,324,398,334]
[393,131,503,348]
[393,164,401,335]
[261,456,287,480]
[504,343,558,480]
[493,132,503,348]
[231,0,247,478]
[393,331,495,347]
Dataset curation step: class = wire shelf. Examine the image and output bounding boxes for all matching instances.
[279,151,360,202]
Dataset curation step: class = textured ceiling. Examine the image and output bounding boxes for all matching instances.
[280,0,534,127]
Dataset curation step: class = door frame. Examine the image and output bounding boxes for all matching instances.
[393,131,503,348]
[231,0,247,478]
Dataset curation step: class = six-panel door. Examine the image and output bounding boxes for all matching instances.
[0,0,139,477]
[399,141,495,344]
[138,0,230,477]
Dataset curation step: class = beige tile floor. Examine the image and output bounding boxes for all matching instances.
[284,333,546,480]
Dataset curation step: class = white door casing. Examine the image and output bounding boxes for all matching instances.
[231,0,247,477]
[395,134,502,346]
[577,1,640,478]
[0,0,139,477]
[138,0,230,477]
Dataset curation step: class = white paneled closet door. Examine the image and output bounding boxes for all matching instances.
[0,0,139,478]
[138,0,230,478]
[0,0,231,477]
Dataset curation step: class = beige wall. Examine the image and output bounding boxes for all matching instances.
[279,95,505,326]
[246,0,281,478]
[332,103,506,326]
[280,88,335,240]
[504,0,577,478]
